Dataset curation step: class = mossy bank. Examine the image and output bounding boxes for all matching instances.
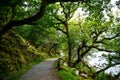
[0,31,43,80]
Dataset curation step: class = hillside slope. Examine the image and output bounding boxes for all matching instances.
[0,31,42,79]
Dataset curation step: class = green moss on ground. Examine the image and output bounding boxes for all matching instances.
[58,70,78,80]
[57,65,79,80]
[0,31,43,79]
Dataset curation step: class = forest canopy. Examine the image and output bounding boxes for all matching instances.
[0,0,120,80]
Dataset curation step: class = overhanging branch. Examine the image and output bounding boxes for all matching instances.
[53,26,67,35]
[91,46,113,53]
[54,16,66,25]
[0,0,87,36]
[0,0,47,36]
[104,33,120,40]
[95,62,120,75]
[94,40,108,45]
[46,0,87,4]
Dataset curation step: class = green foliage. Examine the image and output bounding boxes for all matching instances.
[94,73,110,80]
[0,0,42,21]
[1,0,120,80]
[0,30,42,79]
[58,70,78,80]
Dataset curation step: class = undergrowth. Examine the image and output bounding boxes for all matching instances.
[58,70,78,80]
[8,58,43,80]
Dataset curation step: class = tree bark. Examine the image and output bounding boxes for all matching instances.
[73,40,86,66]
[68,37,72,66]
[72,45,82,67]
[48,43,56,56]
[95,63,120,75]
[65,21,72,67]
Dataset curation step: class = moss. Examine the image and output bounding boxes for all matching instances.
[0,30,42,79]
[58,70,78,80]
[58,66,71,72]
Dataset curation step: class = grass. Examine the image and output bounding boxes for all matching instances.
[54,59,78,80]
[8,58,44,80]
[8,64,32,80]
[58,70,78,80]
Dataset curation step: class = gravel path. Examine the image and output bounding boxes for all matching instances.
[19,58,61,80]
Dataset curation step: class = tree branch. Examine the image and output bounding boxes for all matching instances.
[46,0,87,4]
[81,46,92,58]
[0,0,47,36]
[60,2,68,20]
[0,0,87,37]
[54,16,66,25]
[114,72,120,80]
[104,33,120,40]
[53,26,67,35]
[73,40,88,66]
[60,2,79,21]
[95,62,120,75]
[93,40,108,45]
[93,29,105,42]
[91,45,114,53]
[81,60,94,74]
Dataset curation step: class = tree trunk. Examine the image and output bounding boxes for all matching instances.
[68,39,72,66]
[73,45,81,67]
[64,21,72,67]
[48,43,56,56]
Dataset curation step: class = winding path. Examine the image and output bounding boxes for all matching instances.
[19,58,61,80]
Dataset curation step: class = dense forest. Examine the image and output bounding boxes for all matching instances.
[0,0,120,80]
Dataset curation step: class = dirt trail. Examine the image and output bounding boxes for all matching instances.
[19,58,61,80]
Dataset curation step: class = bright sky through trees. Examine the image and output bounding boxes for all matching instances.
[71,0,120,22]
[87,52,120,76]
[70,0,120,76]
[0,0,120,79]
